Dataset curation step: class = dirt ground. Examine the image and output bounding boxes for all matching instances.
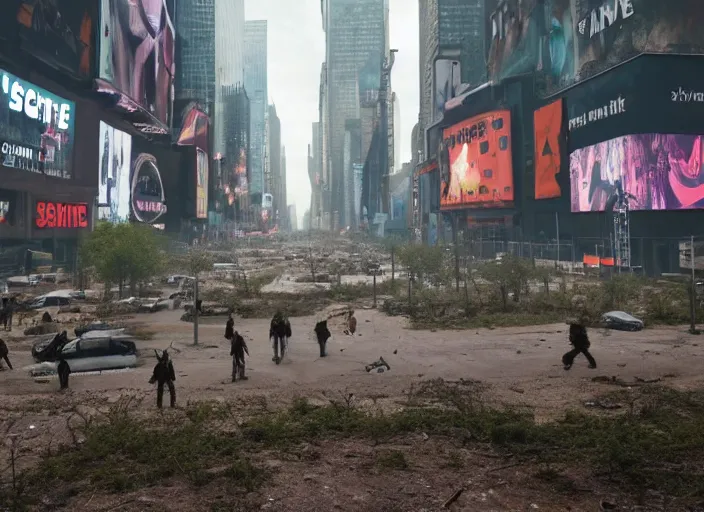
[2,309,704,511]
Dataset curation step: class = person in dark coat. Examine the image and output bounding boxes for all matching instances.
[0,338,12,370]
[230,331,249,382]
[149,349,176,408]
[225,313,235,341]
[57,356,70,390]
[314,320,332,357]
[269,311,292,362]
[563,323,597,370]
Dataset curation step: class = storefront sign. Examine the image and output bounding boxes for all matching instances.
[0,69,75,179]
[568,95,626,131]
[131,152,166,224]
[35,201,88,228]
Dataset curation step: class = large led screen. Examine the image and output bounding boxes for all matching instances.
[98,121,132,222]
[13,0,95,78]
[488,0,704,98]
[534,100,564,199]
[0,69,75,179]
[440,110,514,210]
[570,134,704,212]
[131,151,166,224]
[99,0,175,127]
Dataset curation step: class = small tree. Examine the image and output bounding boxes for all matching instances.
[477,255,534,311]
[80,222,163,299]
[306,245,322,282]
[396,244,449,288]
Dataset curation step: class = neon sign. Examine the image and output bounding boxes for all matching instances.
[35,201,88,229]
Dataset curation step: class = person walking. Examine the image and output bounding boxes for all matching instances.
[149,349,176,408]
[314,319,332,357]
[0,338,12,370]
[562,322,597,370]
[225,313,234,341]
[58,356,71,390]
[230,331,249,382]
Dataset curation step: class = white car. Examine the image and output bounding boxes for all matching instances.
[26,334,138,376]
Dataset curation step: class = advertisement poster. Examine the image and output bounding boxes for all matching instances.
[488,0,704,97]
[433,60,461,123]
[0,69,75,179]
[570,133,704,212]
[440,110,514,210]
[196,148,208,219]
[99,0,175,126]
[534,99,564,199]
[13,0,95,78]
[0,201,9,224]
[131,151,166,223]
[98,121,132,222]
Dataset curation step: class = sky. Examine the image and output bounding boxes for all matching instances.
[244,0,419,226]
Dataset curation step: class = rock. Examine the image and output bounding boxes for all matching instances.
[516,350,522,354]
[393,349,398,354]
[265,460,283,470]
[303,473,317,481]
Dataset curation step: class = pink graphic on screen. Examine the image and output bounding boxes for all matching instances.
[570,134,704,212]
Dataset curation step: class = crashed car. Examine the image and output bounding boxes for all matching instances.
[74,321,117,338]
[31,331,70,362]
[601,311,644,332]
[27,331,137,375]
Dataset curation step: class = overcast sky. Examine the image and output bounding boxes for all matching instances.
[244,0,419,225]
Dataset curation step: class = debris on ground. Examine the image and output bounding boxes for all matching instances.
[365,357,390,373]
[584,400,623,410]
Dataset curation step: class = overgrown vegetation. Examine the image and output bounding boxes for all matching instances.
[6,382,703,508]
[382,246,702,330]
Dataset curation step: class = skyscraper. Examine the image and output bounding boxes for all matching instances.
[174,0,215,108]
[321,0,388,227]
[214,0,245,155]
[244,20,268,203]
[419,0,487,160]
[268,104,283,222]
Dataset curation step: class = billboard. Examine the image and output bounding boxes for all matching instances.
[35,201,88,229]
[98,121,132,222]
[12,0,95,79]
[534,99,564,199]
[433,60,461,123]
[488,0,704,97]
[440,110,514,210]
[98,0,175,127]
[195,148,208,219]
[131,151,166,223]
[0,68,75,179]
[570,133,704,212]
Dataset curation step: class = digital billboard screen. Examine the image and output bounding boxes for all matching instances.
[0,68,75,179]
[98,121,132,222]
[99,0,175,127]
[440,110,514,210]
[488,0,704,97]
[131,151,166,224]
[534,99,564,200]
[12,0,96,79]
[570,133,704,212]
[196,148,208,219]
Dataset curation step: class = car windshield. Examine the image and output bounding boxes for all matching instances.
[61,340,79,355]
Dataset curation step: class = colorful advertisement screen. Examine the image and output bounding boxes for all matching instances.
[98,0,175,127]
[488,0,704,97]
[196,148,208,219]
[0,68,75,179]
[440,110,514,210]
[98,121,132,222]
[534,100,564,199]
[570,134,704,212]
[12,0,95,78]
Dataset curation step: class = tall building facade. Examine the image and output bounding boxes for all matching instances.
[244,20,268,203]
[221,85,250,222]
[268,104,283,223]
[280,146,288,230]
[214,0,244,155]
[321,0,388,228]
[174,0,216,108]
[418,0,487,159]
